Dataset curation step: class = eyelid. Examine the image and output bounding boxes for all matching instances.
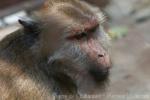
[66,24,99,40]
[74,32,88,40]
[87,24,99,33]
[66,31,88,40]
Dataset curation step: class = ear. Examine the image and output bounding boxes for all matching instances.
[18,19,37,29]
[18,19,40,34]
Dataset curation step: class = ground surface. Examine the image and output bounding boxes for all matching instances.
[107,20,150,100]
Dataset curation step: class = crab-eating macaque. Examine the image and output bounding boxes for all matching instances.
[0,0,111,100]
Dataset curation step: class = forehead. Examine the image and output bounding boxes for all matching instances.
[50,1,98,26]
[40,0,104,36]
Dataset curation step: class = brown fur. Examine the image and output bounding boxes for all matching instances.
[0,0,111,100]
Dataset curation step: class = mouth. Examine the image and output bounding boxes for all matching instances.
[88,65,110,83]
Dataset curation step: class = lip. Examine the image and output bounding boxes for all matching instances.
[89,65,110,82]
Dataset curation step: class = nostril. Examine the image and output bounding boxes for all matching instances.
[98,54,104,58]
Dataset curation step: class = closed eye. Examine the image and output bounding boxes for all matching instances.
[66,31,88,40]
[74,32,88,40]
[75,25,99,40]
[66,25,99,40]
[88,24,99,33]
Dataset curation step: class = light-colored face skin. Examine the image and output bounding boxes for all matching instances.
[38,0,111,83]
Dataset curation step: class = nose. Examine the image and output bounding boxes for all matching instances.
[98,54,105,58]
[97,53,112,69]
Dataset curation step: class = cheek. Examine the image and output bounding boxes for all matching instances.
[80,38,111,69]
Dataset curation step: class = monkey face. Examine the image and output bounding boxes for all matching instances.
[46,18,111,84]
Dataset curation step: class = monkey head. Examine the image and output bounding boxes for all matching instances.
[19,0,111,85]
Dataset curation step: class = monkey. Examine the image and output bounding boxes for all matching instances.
[0,0,111,100]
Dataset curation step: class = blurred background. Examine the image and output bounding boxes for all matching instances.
[0,0,150,100]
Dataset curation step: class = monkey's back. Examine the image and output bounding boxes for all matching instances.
[0,30,54,100]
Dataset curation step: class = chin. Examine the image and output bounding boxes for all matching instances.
[88,64,110,83]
